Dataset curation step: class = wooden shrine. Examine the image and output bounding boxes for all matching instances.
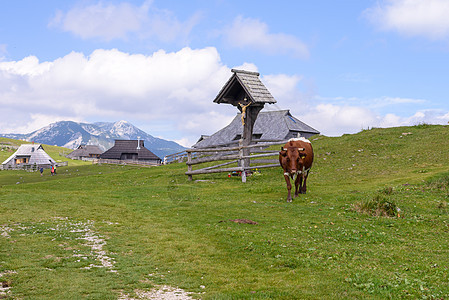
[213,69,277,180]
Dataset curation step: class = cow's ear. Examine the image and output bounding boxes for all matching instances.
[298,151,307,159]
[279,150,287,156]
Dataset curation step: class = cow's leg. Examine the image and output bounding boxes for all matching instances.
[301,172,308,194]
[283,174,293,202]
[294,173,300,197]
[298,174,304,194]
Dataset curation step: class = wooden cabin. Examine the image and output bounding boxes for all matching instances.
[67,145,103,160]
[193,110,319,148]
[1,144,55,169]
[100,140,161,165]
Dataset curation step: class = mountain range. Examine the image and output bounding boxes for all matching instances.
[0,120,186,159]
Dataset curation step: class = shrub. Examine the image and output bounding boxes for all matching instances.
[379,186,394,195]
[353,194,399,217]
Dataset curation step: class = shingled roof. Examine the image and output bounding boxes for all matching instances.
[2,144,55,167]
[100,140,161,163]
[192,110,319,148]
[66,145,103,160]
[213,69,277,105]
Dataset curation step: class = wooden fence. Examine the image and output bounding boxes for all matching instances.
[0,161,68,171]
[92,158,160,167]
[185,139,288,182]
[164,150,189,164]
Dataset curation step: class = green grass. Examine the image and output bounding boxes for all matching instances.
[1,125,449,299]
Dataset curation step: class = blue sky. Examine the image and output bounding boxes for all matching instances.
[1,0,449,147]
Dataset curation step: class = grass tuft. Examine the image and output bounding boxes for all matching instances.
[353,194,399,217]
[426,173,449,191]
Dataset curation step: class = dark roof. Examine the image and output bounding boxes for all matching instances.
[100,140,161,161]
[192,110,319,148]
[213,69,277,105]
[67,145,103,158]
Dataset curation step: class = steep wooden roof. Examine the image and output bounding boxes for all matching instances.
[2,144,55,165]
[213,69,277,106]
[192,110,319,148]
[67,145,103,159]
[100,140,161,161]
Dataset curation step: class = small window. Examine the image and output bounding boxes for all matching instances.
[233,134,242,140]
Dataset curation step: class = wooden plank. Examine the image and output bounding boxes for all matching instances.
[186,146,241,153]
[202,160,238,170]
[241,152,278,159]
[242,141,289,149]
[185,139,290,154]
[185,166,243,175]
[187,152,192,181]
[250,149,279,153]
[249,159,278,165]
[245,163,280,170]
[188,154,239,166]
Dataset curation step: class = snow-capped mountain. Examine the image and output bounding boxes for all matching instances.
[1,120,186,159]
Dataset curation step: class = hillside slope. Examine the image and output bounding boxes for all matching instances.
[311,124,449,191]
[1,125,448,299]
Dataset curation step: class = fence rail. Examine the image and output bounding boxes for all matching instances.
[1,161,68,171]
[185,139,288,182]
[163,139,290,165]
[164,150,189,164]
[92,158,160,167]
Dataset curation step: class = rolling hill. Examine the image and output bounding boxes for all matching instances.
[1,124,449,298]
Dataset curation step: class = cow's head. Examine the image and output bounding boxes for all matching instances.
[279,146,306,175]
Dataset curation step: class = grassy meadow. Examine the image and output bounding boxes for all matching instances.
[1,125,449,299]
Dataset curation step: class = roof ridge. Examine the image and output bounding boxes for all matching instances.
[231,69,260,76]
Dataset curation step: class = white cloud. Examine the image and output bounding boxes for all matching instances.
[49,0,200,43]
[371,96,426,109]
[223,16,309,59]
[298,104,379,136]
[0,47,236,146]
[2,46,448,147]
[297,103,449,137]
[263,73,303,104]
[364,0,449,40]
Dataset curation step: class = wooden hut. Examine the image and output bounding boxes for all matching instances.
[100,140,161,165]
[66,145,103,160]
[1,144,55,169]
[193,110,319,148]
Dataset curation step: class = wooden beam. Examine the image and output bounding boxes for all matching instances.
[188,154,240,166]
[186,166,243,175]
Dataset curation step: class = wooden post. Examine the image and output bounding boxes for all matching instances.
[241,104,263,174]
[239,139,246,182]
[187,151,193,181]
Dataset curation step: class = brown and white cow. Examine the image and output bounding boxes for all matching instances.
[279,137,314,202]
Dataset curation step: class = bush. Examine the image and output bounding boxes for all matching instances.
[353,194,399,217]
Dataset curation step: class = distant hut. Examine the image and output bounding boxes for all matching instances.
[1,144,55,169]
[100,140,161,165]
[193,110,319,148]
[67,145,103,160]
